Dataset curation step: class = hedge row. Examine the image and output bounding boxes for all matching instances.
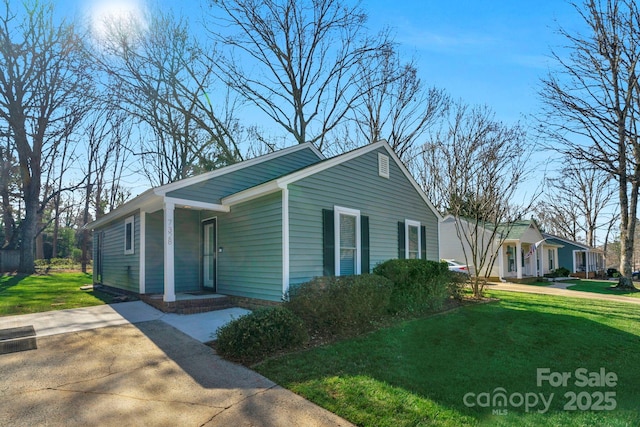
[215,259,463,364]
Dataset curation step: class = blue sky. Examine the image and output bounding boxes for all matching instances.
[362,0,581,124]
[67,0,584,126]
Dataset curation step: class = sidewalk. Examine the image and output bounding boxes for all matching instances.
[485,282,640,305]
[0,301,250,342]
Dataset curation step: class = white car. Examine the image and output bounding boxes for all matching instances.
[444,259,470,274]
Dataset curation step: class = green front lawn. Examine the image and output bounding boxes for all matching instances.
[256,291,640,426]
[0,272,114,316]
[565,279,640,297]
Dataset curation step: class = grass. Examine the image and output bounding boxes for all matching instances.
[0,272,115,316]
[255,291,640,426]
[564,279,640,297]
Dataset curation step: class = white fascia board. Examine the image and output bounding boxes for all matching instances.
[219,143,388,206]
[221,181,283,206]
[280,140,443,222]
[541,233,594,251]
[163,196,230,212]
[154,143,324,196]
[221,140,441,221]
[84,189,160,230]
[277,141,386,186]
[379,142,444,222]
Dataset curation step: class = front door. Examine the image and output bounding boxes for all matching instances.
[202,219,216,290]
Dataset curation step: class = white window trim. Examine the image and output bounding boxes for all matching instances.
[124,215,135,255]
[334,206,361,276]
[405,219,421,259]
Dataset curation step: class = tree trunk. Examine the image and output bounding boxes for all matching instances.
[18,196,38,274]
[616,177,637,290]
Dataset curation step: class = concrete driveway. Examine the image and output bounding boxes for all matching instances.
[0,318,352,426]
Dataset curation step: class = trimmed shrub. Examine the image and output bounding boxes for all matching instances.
[285,274,394,339]
[555,267,571,277]
[373,259,453,314]
[215,306,308,364]
[447,271,468,301]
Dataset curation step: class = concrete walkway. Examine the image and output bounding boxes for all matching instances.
[0,301,250,342]
[0,302,353,426]
[485,282,640,305]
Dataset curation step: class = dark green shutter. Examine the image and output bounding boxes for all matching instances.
[421,225,427,260]
[361,216,370,273]
[398,221,405,259]
[323,209,335,276]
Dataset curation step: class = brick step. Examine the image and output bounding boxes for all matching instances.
[141,294,234,314]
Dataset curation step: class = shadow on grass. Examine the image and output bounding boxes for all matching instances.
[566,280,640,296]
[255,294,640,426]
[0,275,26,293]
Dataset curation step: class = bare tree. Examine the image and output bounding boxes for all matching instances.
[0,0,91,273]
[79,107,132,273]
[421,102,536,298]
[352,47,450,160]
[208,0,392,150]
[535,157,616,246]
[94,9,241,186]
[539,0,640,289]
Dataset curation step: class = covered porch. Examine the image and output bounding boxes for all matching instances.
[498,240,561,280]
[135,194,230,304]
[571,249,605,278]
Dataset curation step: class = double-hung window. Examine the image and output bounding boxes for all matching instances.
[124,216,135,255]
[334,206,361,276]
[405,220,421,259]
[548,249,555,271]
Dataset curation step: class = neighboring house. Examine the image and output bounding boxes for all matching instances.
[440,216,562,280]
[86,140,441,306]
[541,233,605,278]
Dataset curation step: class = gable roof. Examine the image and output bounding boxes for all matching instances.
[86,143,324,229]
[497,220,539,240]
[442,216,542,241]
[221,140,443,220]
[541,232,603,252]
[155,143,324,195]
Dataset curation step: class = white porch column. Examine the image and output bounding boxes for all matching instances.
[516,241,523,279]
[164,200,176,302]
[540,245,546,275]
[498,244,504,279]
[586,251,591,278]
[532,246,539,277]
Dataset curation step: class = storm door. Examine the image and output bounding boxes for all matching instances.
[202,219,217,290]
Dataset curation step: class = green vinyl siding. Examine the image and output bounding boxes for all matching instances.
[174,209,201,292]
[166,148,321,204]
[145,211,164,294]
[217,191,283,301]
[288,147,439,286]
[144,209,205,294]
[98,212,140,292]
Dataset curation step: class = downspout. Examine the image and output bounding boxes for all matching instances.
[498,243,506,283]
[281,185,290,301]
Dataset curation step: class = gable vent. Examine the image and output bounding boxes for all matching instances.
[378,153,390,178]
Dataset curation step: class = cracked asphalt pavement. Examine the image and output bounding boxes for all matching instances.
[0,320,352,427]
